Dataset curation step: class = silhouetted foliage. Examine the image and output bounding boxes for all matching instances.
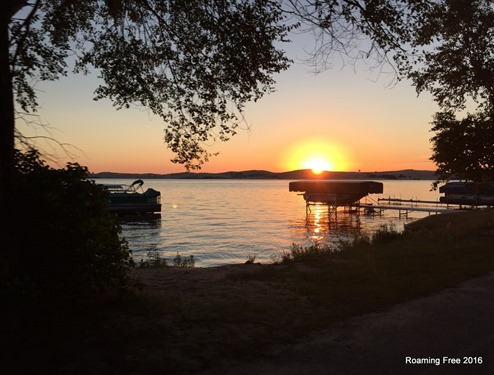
[1,0,291,295]
[285,0,431,76]
[410,0,494,113]
[288,0,494,112]
[7,0,291,170]
[414,1,494,183]
[430,111,494,183]
[2,149,132,298]
[290,0,494,180]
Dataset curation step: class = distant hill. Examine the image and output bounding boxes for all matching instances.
[90,169,436,180]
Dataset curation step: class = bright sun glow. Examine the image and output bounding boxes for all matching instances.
[281,138,353,172]
[302,157,332,174]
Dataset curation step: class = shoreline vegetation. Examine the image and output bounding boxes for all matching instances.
[89,168,436,180]
[4,209,494,374]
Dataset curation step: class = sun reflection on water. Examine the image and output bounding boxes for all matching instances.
[304,204,364,245]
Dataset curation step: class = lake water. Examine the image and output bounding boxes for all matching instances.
[102,179,442,267]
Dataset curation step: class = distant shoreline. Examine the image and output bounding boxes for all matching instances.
[90,168,436,181]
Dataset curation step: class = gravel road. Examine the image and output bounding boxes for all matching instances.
[200,272,494,375]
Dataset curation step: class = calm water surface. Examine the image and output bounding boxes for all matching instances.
[102,179,441,267]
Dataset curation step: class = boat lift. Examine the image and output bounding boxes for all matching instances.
[289,181,384,220]
[290,182,466,222]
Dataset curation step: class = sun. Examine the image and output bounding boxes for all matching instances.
[303,157,332,174]
[281,138,353,173]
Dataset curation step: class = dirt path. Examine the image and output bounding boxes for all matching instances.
[197,272,494,375]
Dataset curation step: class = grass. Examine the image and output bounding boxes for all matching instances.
[234,210,494,313]
[3,209,494,374]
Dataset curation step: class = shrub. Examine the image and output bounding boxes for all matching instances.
[278,224,403,264]
[3,149,132,298]
[275,242,335,263]
[338,224,402,251]
[338,234,372,251]
[138,249,168,268]
[371,223,402,244]
[173,252,195,267]
[245,253,257,264]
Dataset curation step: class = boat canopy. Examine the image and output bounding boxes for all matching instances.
[101,179,145,193]
[439,182,494,195]
[289,181,383,195]
[439,182,494,206]
[289,180,383,206]
[102,184,125,189]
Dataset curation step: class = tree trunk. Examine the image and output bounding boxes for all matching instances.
[0,19,15,187]
[0,6,16,267]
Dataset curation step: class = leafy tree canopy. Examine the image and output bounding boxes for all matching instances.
[411,0,494,184]
[8,0,494,181]
[285,0,432,77]
[430,111,494,183]
[409,0,494,112]
[290,0,494,183]
[289,0,494,112]
[9,0,292,169]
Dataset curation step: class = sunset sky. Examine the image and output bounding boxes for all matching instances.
[19,31,440,174]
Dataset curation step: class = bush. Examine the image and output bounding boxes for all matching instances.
[137,249,168,268]
[278,225,403,264]
[274,242,335,263]
[173,252,195,267]
[338,224,402,251]
[371,223,401,244]
[3,149,132,298]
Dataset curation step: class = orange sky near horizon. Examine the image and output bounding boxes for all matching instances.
[18,33,439,175]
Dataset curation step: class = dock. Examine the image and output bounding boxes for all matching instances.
[290,181,468,221]
[355,203,459,219]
